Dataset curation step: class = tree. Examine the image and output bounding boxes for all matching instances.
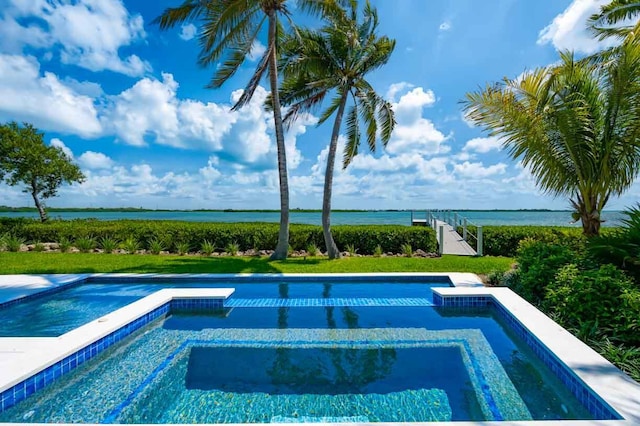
[278,0,396,258]
[589,0,640,41]
[0,122,85,222]
[462,40,640,237]
[154,0,340,260]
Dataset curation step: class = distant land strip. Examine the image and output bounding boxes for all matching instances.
[0,206,573,213]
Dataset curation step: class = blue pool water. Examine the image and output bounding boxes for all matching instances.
[0,280,595,422]
[0,281,445,337]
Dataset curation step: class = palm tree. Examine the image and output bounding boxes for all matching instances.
[589,0,640,41]
[278,0,396,258]
[154,0,339,260]
[462,40,640,237]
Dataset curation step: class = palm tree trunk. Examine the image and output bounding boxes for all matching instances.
[323,91,349,259]
[31,181,47,223]
[267,11,290,261]
[575,196,601,237]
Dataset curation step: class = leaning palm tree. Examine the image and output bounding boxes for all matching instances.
[462,38,640,237]
[278,0,396,258]
[154,0,339,260]
[589,0,640,41]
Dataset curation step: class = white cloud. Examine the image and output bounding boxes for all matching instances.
[386,82,414,102]
[439,21,452,31]
[0,0,150,76]
[0,54,102,137]
[537,0,616,54]
[78,151,114,169]
[179,23,197,41]
[454,161,507,178]
[387,86,448,156]
[248,40,267,61]
[50,138,74,159]
[463,136,502,153]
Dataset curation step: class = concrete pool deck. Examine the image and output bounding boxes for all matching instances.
[0,273,638,425]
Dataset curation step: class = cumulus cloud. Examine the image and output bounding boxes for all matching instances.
[78,151,114,169]
[0,54,102,137]
[179,23,197,41]
[103,74,309,170]
[387,87,448,155]
[50,138,74,159]
[454,161,507,178]
[463,136,502,153]
[537,0,616,54]
[0,0,150,76]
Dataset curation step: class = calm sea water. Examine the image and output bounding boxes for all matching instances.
[0,210,626,227]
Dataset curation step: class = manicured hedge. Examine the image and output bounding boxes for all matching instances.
[457,225,588,257]
[0,218,437,254]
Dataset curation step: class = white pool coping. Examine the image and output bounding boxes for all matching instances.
[0,273,638,425]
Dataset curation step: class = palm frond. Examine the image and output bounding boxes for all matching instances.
[343,104,360,168]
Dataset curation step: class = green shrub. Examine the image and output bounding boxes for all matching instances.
[510,239,579,305]
[33,241,45,252]
[225,241,239,256]
[122,237,140,254]
[5,235,24,252]
[401,243,413,257]
[75,236,96,253]
[458,225,587,257]
[373,244,383,257]
[0,219,437,255]
[588,204,640,280]
[546,264,640,345]
[201,240,215,256]
[345,244,357,255]
[306,243,319,256]
[176,241,190,256]
[148,238,164,255]
[0,233,7,251]
[58,237,72,253]
[99,237,119,254]
[590,338,640,382]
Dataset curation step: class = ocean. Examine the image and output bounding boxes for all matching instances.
[0,210,626,227]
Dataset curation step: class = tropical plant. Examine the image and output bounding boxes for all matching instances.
[373,244,383,257]
[401,243,413,257]
[225,241,240,256]
[201,239,216,256]
[463,43,640,237]
[75,236,96,253]
[5,235,23,252]
[345,243,358,256]
[58,237,72,253]
[148,238,164,255]
[154,0,340,260]
[33,241,45,252]
[588,203,640,279]
[99,237,119,254]
[279,0,396,258]
[176,241,191,256]
[0,233,6,251]
[122,237,141,255]
[589,0,640,41]
[0,122,85,222]
[306,243,319,256]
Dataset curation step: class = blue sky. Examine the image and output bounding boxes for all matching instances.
[0,0,632,210]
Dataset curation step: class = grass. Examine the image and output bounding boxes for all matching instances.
[0,253,513,275]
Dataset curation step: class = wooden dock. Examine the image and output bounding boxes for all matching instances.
[411,211,480,256]
[433,220,477,256]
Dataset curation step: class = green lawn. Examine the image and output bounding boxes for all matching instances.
[0,252,513,275]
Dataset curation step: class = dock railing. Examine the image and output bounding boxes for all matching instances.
[413,210,483,256]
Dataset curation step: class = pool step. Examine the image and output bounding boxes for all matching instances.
[225,297,435,308]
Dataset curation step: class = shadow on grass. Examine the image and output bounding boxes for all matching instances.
[112,256,325,274]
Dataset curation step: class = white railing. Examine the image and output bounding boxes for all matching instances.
[414,210,483,256]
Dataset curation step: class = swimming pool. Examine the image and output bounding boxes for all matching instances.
[0,274,638,425]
